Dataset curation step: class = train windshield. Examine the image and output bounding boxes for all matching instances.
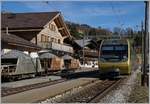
[100,44,128,62]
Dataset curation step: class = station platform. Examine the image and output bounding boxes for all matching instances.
[2,75,61,88]
[2,78,98,103]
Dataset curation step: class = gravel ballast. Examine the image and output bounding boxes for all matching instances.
[98,66,147,103]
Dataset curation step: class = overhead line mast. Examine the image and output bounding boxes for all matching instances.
[142,1,149,86]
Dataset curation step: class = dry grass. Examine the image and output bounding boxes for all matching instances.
[127,72,149,103]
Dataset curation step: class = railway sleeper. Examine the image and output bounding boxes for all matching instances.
[59,80,119,103]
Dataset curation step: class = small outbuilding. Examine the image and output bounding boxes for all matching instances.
[62,55,80,70]
[39,52,64,73]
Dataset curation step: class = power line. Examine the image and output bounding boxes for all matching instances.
[110,2,125,39]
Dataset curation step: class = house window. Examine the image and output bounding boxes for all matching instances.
[49,24,56,31]
[47,36,50,42]
[41,34,50,42]
[41,34,45,42]
[51,38,57,43]
[55,39,57,43]
[51,38,54,42]
[58,39,61,44]
[49,37,51,42]
[52,24,56,31]
[49,24,51,30]
[45,36,49,42]
[45,36,47,42]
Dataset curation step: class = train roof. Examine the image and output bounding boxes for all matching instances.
[1,50,31,59]
[102,39,128,45]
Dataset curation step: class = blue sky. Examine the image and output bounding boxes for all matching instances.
[2,1,145,31]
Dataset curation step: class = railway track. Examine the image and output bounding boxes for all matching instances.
[48,78,124,103]
[2,78,67,97]
[88,78,123,103]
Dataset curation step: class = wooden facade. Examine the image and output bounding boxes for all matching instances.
[2,12,73,54]
[34,21,73,54]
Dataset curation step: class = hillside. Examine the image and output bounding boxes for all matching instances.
[65,21,112,39]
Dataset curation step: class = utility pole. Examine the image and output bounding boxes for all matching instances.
[141,21,144,86]
[145,1,149,86]
[141,21,144,72]
[142,1,149,86]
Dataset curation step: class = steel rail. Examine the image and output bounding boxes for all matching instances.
[51,78,124,103]
[88,78,123,103]
[2,78,67,97]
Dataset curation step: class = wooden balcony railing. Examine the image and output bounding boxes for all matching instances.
[82,50,99,57]
[38,42,73,53]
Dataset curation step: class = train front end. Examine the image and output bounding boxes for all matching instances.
[98,39,131,78]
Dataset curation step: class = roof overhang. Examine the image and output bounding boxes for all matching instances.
[1,32,42,52]
[2,12,71,40]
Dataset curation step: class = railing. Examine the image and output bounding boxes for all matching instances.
[83,50,99,57]
[38,42,73,53]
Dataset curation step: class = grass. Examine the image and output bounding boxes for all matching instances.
[127,72,149,103]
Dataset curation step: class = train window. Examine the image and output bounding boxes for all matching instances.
[102,45,127,51]
[115,46,127,51]
[1,59,17,65]
[102,46,113,51]
[100,44,128,62]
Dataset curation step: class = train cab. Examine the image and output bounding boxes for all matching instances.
[98,39,131,78]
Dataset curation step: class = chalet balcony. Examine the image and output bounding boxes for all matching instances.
[81,50,99,57]
[38,42,73,53]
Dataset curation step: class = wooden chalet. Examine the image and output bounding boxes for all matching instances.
[2,12,73,55]
[73,39,99,59]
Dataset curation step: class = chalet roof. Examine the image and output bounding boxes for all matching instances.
[2,12,71,39]
[74,39,92,48]
[2,12,59,29]
[1,50,31,59]
[1,32,42,51]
